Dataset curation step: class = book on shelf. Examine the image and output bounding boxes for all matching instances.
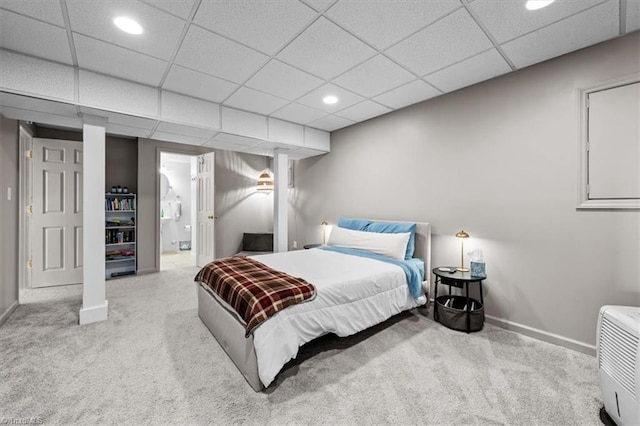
[105,195,136,211]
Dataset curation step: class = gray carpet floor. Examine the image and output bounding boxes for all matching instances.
[1,266,603,425]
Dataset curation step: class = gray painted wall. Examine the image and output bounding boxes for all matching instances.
[0,118,19,325]
[291,32,640,349]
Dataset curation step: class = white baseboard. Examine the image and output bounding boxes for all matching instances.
[79,300,109,325]
[0,300,19,326]
[485,314,596,356]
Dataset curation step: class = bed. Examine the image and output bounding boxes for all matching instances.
[196,220,431,391]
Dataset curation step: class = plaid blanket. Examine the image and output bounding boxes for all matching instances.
[195,256,316,336]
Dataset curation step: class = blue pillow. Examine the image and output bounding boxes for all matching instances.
[337,217,371,231]
[365,221,416,260]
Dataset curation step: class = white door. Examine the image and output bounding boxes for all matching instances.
[196,152,215,267]
[31,138,83,287]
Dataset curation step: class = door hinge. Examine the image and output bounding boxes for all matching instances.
[27,204,33,214]
[28,259,33,268]
[26,150,33,159]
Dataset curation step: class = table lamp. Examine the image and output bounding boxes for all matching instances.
[321,221,328,245]
[456,230,470,272]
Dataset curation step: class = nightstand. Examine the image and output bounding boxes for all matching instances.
[432,267,486,333]
[303,243,321,249]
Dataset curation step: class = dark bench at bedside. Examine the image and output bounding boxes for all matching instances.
[234,232,273,257]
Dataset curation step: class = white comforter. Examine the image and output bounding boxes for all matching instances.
[250,248,419,387]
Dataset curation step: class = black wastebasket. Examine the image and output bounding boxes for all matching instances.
[435,295,484,332]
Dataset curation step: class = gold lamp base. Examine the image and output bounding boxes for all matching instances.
[457,267,469,272]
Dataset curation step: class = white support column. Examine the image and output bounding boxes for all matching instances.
[79,115,108,325]
[273,148,288,253]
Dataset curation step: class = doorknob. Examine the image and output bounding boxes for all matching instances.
[208,215,214,219]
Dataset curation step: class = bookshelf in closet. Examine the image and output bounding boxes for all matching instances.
[105,193,136,279]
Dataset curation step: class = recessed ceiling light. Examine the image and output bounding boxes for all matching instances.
[525,0,556,10]
[113,16,143,35]
[323,95,338,105]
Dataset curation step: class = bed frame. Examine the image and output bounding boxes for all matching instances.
[197,221,431,391]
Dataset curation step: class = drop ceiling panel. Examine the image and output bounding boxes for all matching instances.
[79,71,158,117]
[268,118,304,147]
[0,50,75,102]
[0,92,78,117]
[0,0,65,26]
[333,54,416,98]
[193,0,317,55]
[386,8,493,76]
[74,34,167,86]
[221,107,268,140]
[162,65,238,103]
[155,121,217,139]
[151,130,208,146]
[277,17,377,80]
[288,147,327,160]
[373,79,441,109]
[79,106,158,129]
[0,10,72,64]
[66,0,185,61]
[327,0,460,50]
[241,143,280,157]
[161,91,220,129]
[106,122,153,138]
[202,139,247,152]
[174,25,268,83]
[0,106,82,129]
[626,0,640,32]
[245,60,324,100]
[425,49,511,93]
[304,127,330,151]
[308,114,355,132]
[501,1,620,69]
[270,103,328,124]
[301,0,334,12]
[223,87,290,116]
[211,132,263,147]
[141,0,196,19]
[297,83,365,113]
[470,0,607,44]
[334,100,391,122]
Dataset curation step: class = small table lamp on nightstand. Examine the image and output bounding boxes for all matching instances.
[456,230,470,272]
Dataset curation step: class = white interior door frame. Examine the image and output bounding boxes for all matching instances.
[196,152,215,267]
[18,123,33,292]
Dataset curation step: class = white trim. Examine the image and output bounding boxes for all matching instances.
[79,300,109,325]
[0,300,18,326]
[485,314,596,356]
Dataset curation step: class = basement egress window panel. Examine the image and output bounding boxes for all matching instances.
[578,77,640,209]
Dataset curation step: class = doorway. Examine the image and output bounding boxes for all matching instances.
[159,152,198,270]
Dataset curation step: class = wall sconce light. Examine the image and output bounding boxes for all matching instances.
[256,170,274,192]
[321,221,329,245]
[456,230,470,272]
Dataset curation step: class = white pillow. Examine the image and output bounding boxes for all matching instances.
[326,226,411,260]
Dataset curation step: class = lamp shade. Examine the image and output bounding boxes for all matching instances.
[256,171,274,192]
[456,230,470,239]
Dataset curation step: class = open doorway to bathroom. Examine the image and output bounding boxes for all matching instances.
[159,152,197,270]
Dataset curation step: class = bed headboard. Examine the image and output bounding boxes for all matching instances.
[368,219,432,282]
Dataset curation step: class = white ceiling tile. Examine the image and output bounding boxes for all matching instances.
[424,49,511,93]
[308,114,355,131]
[0,0,64,26]
[373,79,441,109]
[502,1,620,69]
[151,130,208,146]
[161,91,220,129]
[626,0,640,32]
[334,100,391,122]
[79,70,158,117]
[332,54,416,98]
[268,118,304,147]
[223,87,290,116]
[470,0,606,44]
[245,60,324,100]
[0,10,72,64]
[202,139,249,152]
[66,0,185,61]
[0,92,77,116]
[0,106,83,129]
[386,8,492,76]
[270,103,328,124]
[193,0,317,55]
[0,50,75,102]
[296,83,365,113]
[288,147,327,159]
[106,122,153,138]
[300,0,335,12]
[211,132,263,147]
[174,25,268,83]
[277,17,376,79]
[141,0,196,19]
[163,65,238,103]
[221,107,268,140]
[74,34,167,86]
[155,121,217,139]
[80,106,158,129]
[304,127,330,151]
[241,143,279,157]
[327,0,460,50]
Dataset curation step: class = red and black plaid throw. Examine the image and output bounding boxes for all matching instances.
[195,256,316,336]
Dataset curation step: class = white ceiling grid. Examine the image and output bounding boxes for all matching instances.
[0,0,637,155]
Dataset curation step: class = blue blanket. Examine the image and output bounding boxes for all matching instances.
[319,246,425,298]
